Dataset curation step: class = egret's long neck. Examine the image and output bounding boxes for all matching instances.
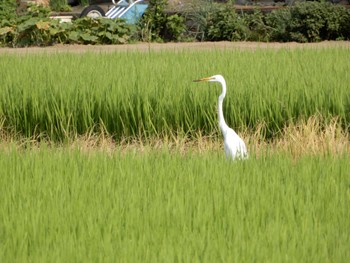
[218,80,229,132]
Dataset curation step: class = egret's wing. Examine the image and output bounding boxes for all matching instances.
[224,129,248,160]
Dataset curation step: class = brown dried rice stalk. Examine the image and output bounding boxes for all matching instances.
[1,116,348,158]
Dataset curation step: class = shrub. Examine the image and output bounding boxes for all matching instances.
[265,8,292,42]
[0,4,54,47]
[0,3,133,47]
[242,9,271,42]
[319,3,350,40]
[67,17,132,44]
[190,1,350,43]
[50,0,72,12]
[0,0,17,24]
[138,0,186,42]
[205,4,245,41]
[266,2,350,42]
[202,4,270,42]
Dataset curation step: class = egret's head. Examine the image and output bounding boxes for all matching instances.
[193,75,225,83]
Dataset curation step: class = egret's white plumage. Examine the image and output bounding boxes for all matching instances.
[194,75,248,160]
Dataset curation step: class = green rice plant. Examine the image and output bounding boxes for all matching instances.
[0,147,349,262]
[0,47,349,141]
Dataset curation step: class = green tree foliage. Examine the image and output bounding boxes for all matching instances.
[204,4,270,42]
[266,2,350,42]
[0,0,17,23]
[50,0,72,12]
[205,4,243,41]
[201,1,350,42]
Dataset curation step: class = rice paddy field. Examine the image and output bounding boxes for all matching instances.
[0,44,350,262]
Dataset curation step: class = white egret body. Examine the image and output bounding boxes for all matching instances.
[194,75,248,160]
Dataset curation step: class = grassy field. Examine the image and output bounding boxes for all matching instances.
[0,46,350,262]
[0,47,349,140]
[0,147,349,262]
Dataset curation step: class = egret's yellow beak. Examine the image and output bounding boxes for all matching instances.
[193,77,212,82]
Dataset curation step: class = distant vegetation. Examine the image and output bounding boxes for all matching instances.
[0,0,350,46]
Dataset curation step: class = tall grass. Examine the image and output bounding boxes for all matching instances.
[1,47,349,262]
[0,48,349,141]
[0,147,349,262]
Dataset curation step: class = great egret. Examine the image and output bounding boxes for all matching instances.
[194,75,248,160]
